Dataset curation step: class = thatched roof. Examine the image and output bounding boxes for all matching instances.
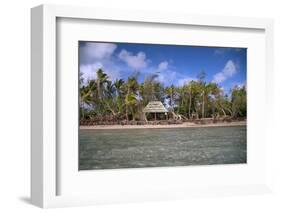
[143,101,168,113]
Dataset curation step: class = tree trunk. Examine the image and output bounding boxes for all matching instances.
[132,107,135,121]
[221,108,226,117]
[144,113,148,122]
[217,103,227,117]
[188,90,192,119]
[202,91,205,119]
[97,79,101,99]
[125,88,130,121]
[81,102,84,119]
[125,105,129,121]
[105,102,116,116]
[170,95,173,111]
[225,107,233,117]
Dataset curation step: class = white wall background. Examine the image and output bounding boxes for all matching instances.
[0,0,280,212]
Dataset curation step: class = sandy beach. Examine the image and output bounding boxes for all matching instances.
[80,121,246,130]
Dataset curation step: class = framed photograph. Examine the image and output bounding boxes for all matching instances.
[31,4,274,208]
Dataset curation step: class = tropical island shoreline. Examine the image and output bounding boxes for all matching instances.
[80,120,246,130]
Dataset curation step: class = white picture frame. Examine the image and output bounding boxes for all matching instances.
[31,4,274,208]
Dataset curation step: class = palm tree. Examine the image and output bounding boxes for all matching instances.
[141,74,159,103]
[103,81,117,116]
[165,85,176,111]
[114,79,125,114]
[80,80,97,119]
[188,83,193,119]
[186,80,202,119]
[201,82,217,118]
[125,92,137,120]
[94,69,109,115]
[176,86,186,115]
[125,76,138,121]
[202,89,205,118]
[79,68,247,123]
[96,69,109,100]
[231,86,247,118]
[196,71,206,118]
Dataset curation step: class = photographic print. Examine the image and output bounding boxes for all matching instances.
[79,41,247,170]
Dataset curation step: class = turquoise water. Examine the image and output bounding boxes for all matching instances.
[79,126,246,170]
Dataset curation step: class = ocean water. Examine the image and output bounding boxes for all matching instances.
[79,126,247,170]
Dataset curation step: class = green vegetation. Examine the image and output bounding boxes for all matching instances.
[80,69,246,124]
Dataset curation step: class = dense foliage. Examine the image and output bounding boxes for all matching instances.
[80,69,247,121]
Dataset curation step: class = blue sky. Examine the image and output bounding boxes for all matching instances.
[79,41,246,94]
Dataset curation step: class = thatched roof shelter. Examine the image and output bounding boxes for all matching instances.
[143,101,168,113]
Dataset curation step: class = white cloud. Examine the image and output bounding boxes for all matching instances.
[80,42,117,64]
[118,49,148,70]
[152,61,177,84]
[157,61,169,71]
[80,63,101,82]
[80,62,120,83]
[79,42,121,82]
[157,71,177,84]
[213,72,226,83]
[213,60,237,83]
[106,68,121,81]
[177,77,196,86]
